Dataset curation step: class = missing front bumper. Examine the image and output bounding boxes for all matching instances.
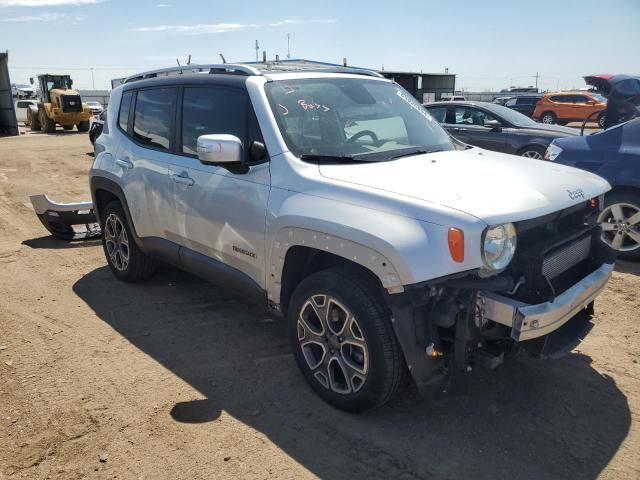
[480,263,614,342]
[30,194,101,240]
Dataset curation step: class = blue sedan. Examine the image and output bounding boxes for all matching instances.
[545,118,640,259]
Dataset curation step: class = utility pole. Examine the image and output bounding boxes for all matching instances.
[534,71,540,90]
[255,40,259,62]
[90,67,95,90]
[287,33,291,59]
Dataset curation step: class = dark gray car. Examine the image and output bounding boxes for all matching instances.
[425,101,578,159]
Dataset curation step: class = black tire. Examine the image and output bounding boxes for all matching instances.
[540,111,556,124]
[598,191,640,261]
[77,120,90,132]
[41,111,56,133]
[288,267,406,412]
[101,201,157,281]
[62,125,74,131]
[598,113,606,129]
[557,120,568,126]
[28,110,41,132]
[518,145,546,160]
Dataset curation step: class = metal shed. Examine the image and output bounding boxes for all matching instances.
[0,51,19,136]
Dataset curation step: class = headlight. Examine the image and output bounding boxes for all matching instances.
[544,143,563,161]
[481,223,517,275]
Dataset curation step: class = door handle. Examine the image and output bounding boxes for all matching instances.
[115,157,133,169]
[453,127,466,132]
[171,173,195,186]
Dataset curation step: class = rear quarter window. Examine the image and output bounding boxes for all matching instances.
[118,92,133,133]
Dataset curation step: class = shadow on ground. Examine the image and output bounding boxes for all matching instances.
[22,236,102,250]
[73,266,631,480]
[615,259,640,276]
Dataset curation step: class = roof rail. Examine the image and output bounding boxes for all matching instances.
[122,63,261,84]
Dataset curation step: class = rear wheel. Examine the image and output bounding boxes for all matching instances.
[519,145,546,160]
[77,120,90,132]
[598,191,640,260]
[288,268,406,412]
[101,201,157,281]
[598,113,606,129]
[540,112,556,124]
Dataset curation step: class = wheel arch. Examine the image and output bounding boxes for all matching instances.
[269,227,407,313]
[90,175,144,248]
[278,245,387,316]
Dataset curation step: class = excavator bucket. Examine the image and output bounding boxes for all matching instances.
[30,194,101,240]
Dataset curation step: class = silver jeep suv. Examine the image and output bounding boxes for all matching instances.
[91,63,615,412]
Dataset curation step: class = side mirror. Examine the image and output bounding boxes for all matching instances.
[197,134,246,172]
[484,119,502,130]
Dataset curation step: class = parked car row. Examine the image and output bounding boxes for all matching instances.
[424,100,577,159]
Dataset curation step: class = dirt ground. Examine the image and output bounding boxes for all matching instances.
[0,131,639,480]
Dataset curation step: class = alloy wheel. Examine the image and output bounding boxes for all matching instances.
[598,202,640,252]
[104,213,130,271]
[542,114,554,124]
[522,150,543,159]
[297,294,369,394]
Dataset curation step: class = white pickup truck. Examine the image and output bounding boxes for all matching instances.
[35,63,615,412]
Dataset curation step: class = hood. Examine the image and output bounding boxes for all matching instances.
[318,148,611,225]
[518,123,579,136]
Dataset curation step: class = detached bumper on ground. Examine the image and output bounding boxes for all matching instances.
[30,194,101,240]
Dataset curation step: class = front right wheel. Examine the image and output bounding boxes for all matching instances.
[288,268,406,412]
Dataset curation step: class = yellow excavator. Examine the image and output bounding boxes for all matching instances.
[27,74,92,133]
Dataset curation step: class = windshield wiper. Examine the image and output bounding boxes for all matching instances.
[300,154,371,164]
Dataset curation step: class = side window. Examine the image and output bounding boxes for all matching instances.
[133,88,177,150]
[453,107,497,126]
[573,95,589,104]
[505,98,517,107]
[549,95,564,103]
[181,87,248,156]
[427,106,447,122]
[118,92,133,133]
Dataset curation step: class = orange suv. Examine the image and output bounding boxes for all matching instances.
[533,92,607,128]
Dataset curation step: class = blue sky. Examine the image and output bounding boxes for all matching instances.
[2,0,639,91]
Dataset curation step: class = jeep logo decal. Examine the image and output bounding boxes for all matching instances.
[567,189,585,200]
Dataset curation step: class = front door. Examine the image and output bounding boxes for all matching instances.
[445,105,509,152]
[167,85,270,288]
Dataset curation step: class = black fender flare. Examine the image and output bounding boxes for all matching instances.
[90,176,145,250]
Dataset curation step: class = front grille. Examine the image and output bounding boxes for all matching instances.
[506,202,602,303]
[542,235,591,280]
[61,94,82,113]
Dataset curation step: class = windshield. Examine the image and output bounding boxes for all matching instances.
[486,103,537,127]
[265,78,454,161]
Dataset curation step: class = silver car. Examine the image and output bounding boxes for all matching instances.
[90,63,614,412]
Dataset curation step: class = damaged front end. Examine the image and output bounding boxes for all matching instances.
[30,194,101,241]
[387,199,616,394]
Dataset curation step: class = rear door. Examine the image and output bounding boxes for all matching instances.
[167,85,270,288]
[446,105,508,152]
[115,87,176,239]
